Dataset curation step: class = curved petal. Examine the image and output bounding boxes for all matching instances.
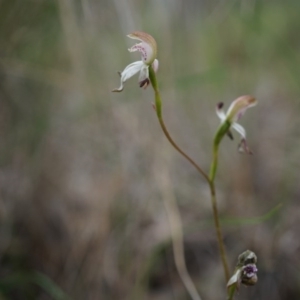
[129,42,154,65]
[227,269,242,288]
[121,61,144,81]
[232,122,246,138]
[152,59,159,73]
[226,95,257,122]
[127,31,157,65]
[112,61,143,92]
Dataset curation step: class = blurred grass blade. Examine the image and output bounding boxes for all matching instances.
[221,203,283,226]
[0,272,70,300]
[31,272,71,300]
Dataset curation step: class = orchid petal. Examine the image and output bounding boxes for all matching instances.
[138,64,149,82]
[121,61,144,81]
[227,269,242,289]
[138,60,158,89]
[231,122,246,138]
[129,42,154,64]
[127,31,157,65]
[226,95,257,122]
[138,65,150,89]
[152,59,159,73]
[112,61,144,92]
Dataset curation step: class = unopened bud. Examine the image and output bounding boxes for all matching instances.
[227,250,258,293]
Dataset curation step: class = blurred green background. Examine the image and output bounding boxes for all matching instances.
[1,0,300,299]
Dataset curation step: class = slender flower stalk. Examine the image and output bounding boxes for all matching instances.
[149,66,210,183]
[113,32,258,299]
[208,119,231,281]
[209,128,231,281]
[209,95,257,282]
[113,31,230,286]
[149,64,230,282]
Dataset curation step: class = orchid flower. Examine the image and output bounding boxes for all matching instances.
[112,31,159,92]
[227,250,258,291]
[227,263,258,290]
[216,95,257,154]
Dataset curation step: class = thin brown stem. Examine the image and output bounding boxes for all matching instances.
[149,67,209,184]
[208,130,231,282]
[209,181,230,282]
[158,116,210,184]
[149,66,230,284]
[157,100,230,283]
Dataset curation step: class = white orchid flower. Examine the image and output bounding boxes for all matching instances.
[216,95,257,154]
[112,31,159,92]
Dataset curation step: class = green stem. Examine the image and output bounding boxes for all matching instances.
[227,284,237,300]
[208,127,231,282]
[209,143,218,182]
[149,66,210,184]
[149,65,230,284]
[208,179,230,282]
[209,122,231,182]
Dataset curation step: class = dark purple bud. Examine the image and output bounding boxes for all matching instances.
[217,102,224,110]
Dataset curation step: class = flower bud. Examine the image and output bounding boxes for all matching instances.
[227,250,258,292]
